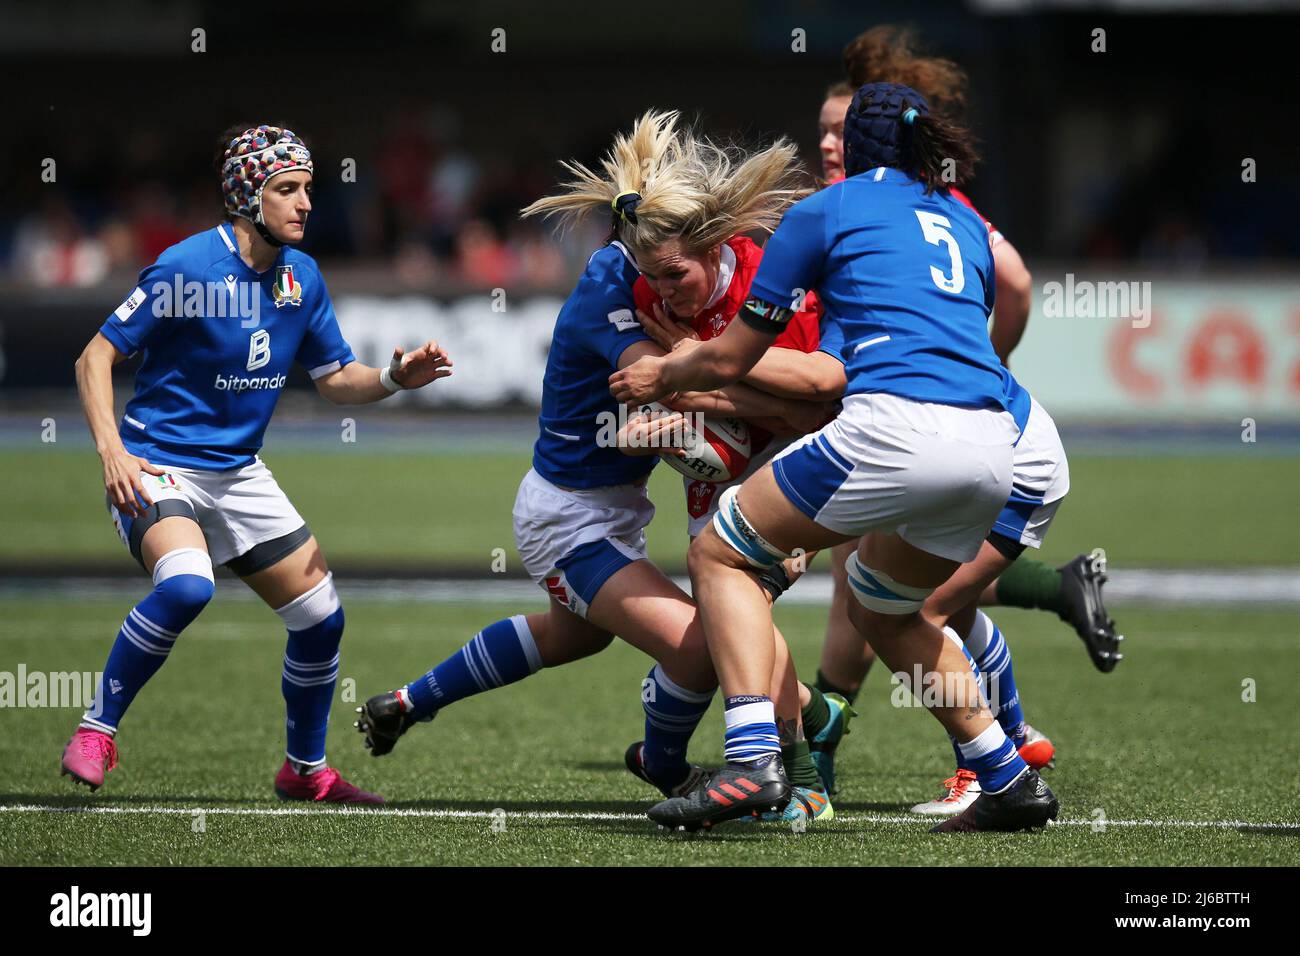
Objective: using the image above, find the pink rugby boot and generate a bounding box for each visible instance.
[273,760,385,804]
[61,728,119,791]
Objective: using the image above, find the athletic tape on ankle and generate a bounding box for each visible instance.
[844,555,933,614]
[151,547,214,586]
[712,485,791,569]
[275,572,341,631]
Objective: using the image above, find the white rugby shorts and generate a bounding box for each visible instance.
[109,457,307,569]
[512,468,653,619]
[769,392,1018,563]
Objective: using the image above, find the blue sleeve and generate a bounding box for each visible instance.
[748,192,830,311]
[578,255,650,369]
[98,260,177,357]
[817,310,846,364]
[295,266,356,379]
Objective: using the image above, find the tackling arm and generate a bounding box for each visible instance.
[741,348,846,402]
[989,240,1032,365]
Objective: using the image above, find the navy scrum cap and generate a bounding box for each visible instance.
[843,82,931,178]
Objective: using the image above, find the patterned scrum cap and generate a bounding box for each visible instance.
[220,125,313,223]
[843,82,930,179]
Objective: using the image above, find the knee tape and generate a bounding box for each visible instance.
[152,547,215,586]
[844,553,934,615]
[711,485,791,570]
[274,572,342,631]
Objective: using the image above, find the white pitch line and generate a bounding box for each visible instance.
[0,804,1296,830]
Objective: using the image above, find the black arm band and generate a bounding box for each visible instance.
[985,531,1028,562]
[740,297,794,335]
[757,563,793,603]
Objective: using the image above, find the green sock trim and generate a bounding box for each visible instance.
[995,557,1064,613]
[814,669,860,706]
[800,682,831,739]
[783,740,821,790]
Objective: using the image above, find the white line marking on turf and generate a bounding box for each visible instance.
[1,804,1296,829]
[7,569,1300,606]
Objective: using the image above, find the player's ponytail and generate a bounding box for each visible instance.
[521,110,808,257]
[843,82,980,194]
[906,109,980,194]
[520,109,692,242]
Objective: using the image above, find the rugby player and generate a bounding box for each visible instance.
[355,112,835,822]
[64,125,453,802]
[612,84,1061,833]
[798,28,1123,812]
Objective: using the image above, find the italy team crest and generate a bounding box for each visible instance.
[273,264,303,307]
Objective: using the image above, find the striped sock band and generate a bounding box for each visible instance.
[966,611,1025,744]
[957,721,1028,794]
[723,696,780,763]
[405,616,541,720]
[642,665,714,786]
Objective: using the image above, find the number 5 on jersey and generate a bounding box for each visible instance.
[247,329,272,371]
[915,210,965,295]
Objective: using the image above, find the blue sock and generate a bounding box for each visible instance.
[83,559,214,734]
[641,664,714,787]
[967,611,1025,746]
[723,695,780,764]
[403,616,541,720]
[957,722,1029,794]
[281,607,344,768]
[275,574,350,769]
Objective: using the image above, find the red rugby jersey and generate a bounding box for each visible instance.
[632,236,820,352]
[632,236,821,520]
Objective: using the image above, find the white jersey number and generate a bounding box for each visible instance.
[915,211,966,295]
[247,329,271,371]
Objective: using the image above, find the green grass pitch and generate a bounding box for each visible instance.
[6,447,1300,569]
[1,597,1297,866]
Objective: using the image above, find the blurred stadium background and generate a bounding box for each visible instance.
[4,0,1299,574]
[1,0,1297,865]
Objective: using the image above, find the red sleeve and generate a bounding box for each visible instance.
[632,277,659,317]
[949,188,1003,246]
[772,306,820,353]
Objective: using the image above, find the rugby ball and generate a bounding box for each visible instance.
[638,402,751,483]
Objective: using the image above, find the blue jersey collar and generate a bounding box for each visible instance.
[217,222,285,277]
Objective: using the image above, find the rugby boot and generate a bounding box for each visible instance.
[647,752,790,831]
[60,728,118,792]
[808,692,856,795]
[739,784,834,825]
[1017,723,1056,771]
[1058,549,1125,672]
[910,769,981,816]
[624,741,709,798]
[273,761,385,804]
[355,690,429,757]
[931,769,1058,833]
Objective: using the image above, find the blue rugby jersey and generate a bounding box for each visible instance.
[749,167,1030,429]
[98,223,355,470]
[531,241,657,489]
